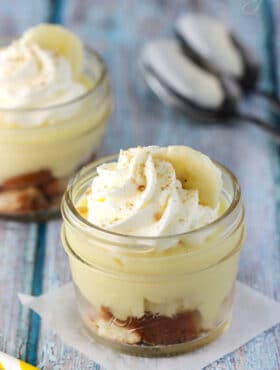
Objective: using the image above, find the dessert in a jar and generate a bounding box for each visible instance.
[0,24,112,219]
[61,146,246,356]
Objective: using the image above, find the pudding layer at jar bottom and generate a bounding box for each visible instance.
[62,212,245,345]
[0,98,111,215]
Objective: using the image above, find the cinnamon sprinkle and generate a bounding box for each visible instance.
[154,212,162,221]
[77,206,88,216]
[138,185,145,192]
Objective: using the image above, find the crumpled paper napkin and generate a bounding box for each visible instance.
[19,281,280,370]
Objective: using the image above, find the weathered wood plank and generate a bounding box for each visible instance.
[0,223,37,358]
[0,1,49,36]
[199,3,280,368]
[36,0,280,369]
[0,0,50,366]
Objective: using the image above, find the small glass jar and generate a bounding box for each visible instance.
[61,155,246,357]
[0,40,112,221]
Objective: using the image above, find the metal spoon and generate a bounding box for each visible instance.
[140,39,280,141]
[175,13,280,111]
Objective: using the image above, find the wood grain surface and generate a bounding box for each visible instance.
[0,0,279,369]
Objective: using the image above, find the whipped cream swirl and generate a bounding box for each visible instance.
[87,147,218,248]
[0,40,86,127]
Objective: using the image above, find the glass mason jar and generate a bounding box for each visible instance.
[0,40,112,221]
[61,155,246,357]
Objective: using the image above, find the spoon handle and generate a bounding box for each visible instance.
[235,112,280,142]
[254,89,280,112]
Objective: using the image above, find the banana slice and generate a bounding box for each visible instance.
[21,23,83,79]
[154,146,222,208]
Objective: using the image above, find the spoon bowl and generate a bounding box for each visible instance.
[175,13,260,93]
[140,38,280,142]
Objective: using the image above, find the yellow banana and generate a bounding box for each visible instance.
[21,23,84,80]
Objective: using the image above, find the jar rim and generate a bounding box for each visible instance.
[62,153,243,243]
[0,40,108,129]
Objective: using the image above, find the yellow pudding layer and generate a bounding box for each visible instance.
[0,93,111,182]
[63,194,245,328]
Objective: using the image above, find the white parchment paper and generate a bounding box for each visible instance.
[19,282,280,370]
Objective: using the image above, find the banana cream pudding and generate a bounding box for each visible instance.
[61,146,246,356]
[0,24,112,218]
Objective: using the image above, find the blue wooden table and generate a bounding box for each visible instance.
[0,1,279,369]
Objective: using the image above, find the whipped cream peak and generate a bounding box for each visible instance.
[86,147,219,249]
[0,36,86,127]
